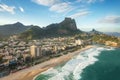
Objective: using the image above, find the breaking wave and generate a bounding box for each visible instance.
[35,46,115,80]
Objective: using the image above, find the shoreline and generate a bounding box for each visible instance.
[0,45,94,80]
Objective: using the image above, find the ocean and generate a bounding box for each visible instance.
[35,46,120,80]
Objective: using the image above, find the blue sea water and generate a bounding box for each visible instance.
[35,46,120,80]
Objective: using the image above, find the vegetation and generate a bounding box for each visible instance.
[92,34,120,47]
[18,18,82,40]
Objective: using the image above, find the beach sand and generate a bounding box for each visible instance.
[0,45,94,80]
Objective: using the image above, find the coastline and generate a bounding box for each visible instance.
[0,45,94,80]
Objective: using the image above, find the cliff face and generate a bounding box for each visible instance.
[60,17,77,31]
[45,17,80,35]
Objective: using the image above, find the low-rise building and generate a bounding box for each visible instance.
[75,39,82,46]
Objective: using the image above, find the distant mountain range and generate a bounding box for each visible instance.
[89,29,103,35]
[0,18,83,40]
[0,22,32,38]
[104,32,120,37]
[0,17,119,40]
[19,18,82,39]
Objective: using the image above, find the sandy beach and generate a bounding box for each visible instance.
[0,45,94,80]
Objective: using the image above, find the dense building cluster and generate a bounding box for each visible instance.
[0,36,91,77]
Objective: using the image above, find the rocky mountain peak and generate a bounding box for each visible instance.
[60,17,77,30]
[13,22,24,26]
[90,29,102,34]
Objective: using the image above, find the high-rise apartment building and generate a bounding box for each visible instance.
[30,45,42,58]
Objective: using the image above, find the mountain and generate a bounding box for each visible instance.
[45,18,81,35]
[89,29,102,35]
[0,22,32,38]
[19,17,82,39]
[19,26,44,39]
[104,32,120,37]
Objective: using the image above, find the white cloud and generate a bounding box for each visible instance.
[32,0,60,6]
[19,7,24,12]
[32,0,74,13]
[0,4,15,14]
[70,10,90,18]
[76,0,103,3]
[99,15,120,23]
[76,0,95,3]
[32,0,104,14]
[87,0,96,3]
[49,2,73,13]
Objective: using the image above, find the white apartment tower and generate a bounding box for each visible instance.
[30,45,42,58]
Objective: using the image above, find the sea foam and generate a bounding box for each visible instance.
[36,46,114,80]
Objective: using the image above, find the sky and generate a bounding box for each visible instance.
[0,0,120,32]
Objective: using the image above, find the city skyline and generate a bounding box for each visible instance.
[0,0,120,32]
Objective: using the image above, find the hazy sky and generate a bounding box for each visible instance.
[0,0,120,32]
